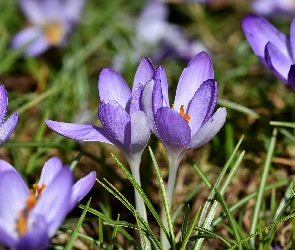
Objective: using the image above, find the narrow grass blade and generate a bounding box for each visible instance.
[70,152,83,171]
[64,198,91,250]
[181,205,191,242]
[109,214,120,250]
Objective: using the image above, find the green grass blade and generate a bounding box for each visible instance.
[181,205,191,242]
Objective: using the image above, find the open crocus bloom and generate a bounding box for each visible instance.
[46,58,154,167]
[0,85,18,146]
[142,51,226,167]
[11,0,85,56]
[0,157,96,250]
[242,14,295,89]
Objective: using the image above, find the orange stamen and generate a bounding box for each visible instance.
[179,105,190,123]
[16,211,27,236]
[43,22,63,45]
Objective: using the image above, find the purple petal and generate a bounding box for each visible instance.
[98,68,131,109]
[153,66,169,110]
[26,35,50,57]
[188,79,218,136]
[0,112,18,145]
[45,120,114,145]
[64,0,86,23]
[40,0,63,22]
[0,160,17,174]
[69,171,96,211]
[98,100,130,146]
[11,26,43,50]
[152,67,164,115]
[130,83,144,114]
[0,225,17,247]
[242,14,289,65]
[38,157,63,186]
[0,171,29,238]
[288,64,295,89]
[155,107,191,149]
[174,52,214,111]
[265,42,293,83]
[130,111,150,155]
[291,16,295,61]
[32,167,73,236]
[132,57,154,92]
[19,0,44,24]
[142,80,158,135]
[0,86,8,125]
[190,107,226,149]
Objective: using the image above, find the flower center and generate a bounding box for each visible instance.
[16,184,46,236]
[172,104,190,123]
[43,22,64,45]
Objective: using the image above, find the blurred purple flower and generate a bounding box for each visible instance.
[11,0,86,57]
[242,14,295,89]
[142,51,226,204]
[251,0,295,16]
[46,58,154,167]
[0,85,18,146]
[0,156,96,250]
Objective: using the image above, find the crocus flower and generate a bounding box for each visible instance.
[46,58,154,231]
[142,51,226,205]
[251,0,295,16]
[242,14,295,89]
[11,0,86,56]
[0,85,18,146]
[0,157,96,250]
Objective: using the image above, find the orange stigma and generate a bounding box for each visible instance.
[43,22,64,45]
[16,183,46,236]
[172,104,190,123]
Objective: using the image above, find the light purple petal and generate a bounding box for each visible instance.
[242,14,289,65]
[26,35,50,57]
[288,64,295,89]
[45,120,114,145]
[130,83,144,114]
[130,111,150,155]
[0,112,18,145]
[11,26,43,50]
[132,57,154,92]
[142,80,158,135]
[152,68,164,115]
[155,107,191,149]
[0,171,29,238]
[174,52,214,110]
[265,42,292,83]
[98,100,130,146]
[0,225,17,247]
[69,171,96,211]
[40,0,63,22]
[0,160,17,174]
[0,86,8,125]
[38,157,63,186]
[190,107,226,149]
[32,167,73,236]
[188,79,218,136]
[64,0,86,23]
[98,68,131,109]
[291,15,295,61]
[154,66,169,108]
[19,0,44,24]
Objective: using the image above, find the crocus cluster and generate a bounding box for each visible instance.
[0,157,96,250]
[0,85,18,145]
[242,14,295,89]
[11,0,86,56]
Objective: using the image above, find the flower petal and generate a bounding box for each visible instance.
[265,42,293,83]
[0,171,29,238]
[38,157,63,186]
[64,0,86,23]
[0,112,18,145]
[142,80,158,135]
[291,15,295,61]
[26,35,50,57]
[130,83,144,114]
[40,0,63,22]
[19,0,44,24]
[153,66,169,110]
[0,160,17,174]
[98,100,130,146]
[45,120,114,145]
[188,79,218,136]
[132,57,154,92]
[0,86,8,125]
[288,64,295,89]
[32,167,73,236]
[11,26,43,50]
[174,51,214,110]
[130,111,150,155]
[190,107,226,149]
[242,14,289,65]
[69,171,96,211]
[0,225,17,248]
[98,68,131,109]
[155,107,191,149]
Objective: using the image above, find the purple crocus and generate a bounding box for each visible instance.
[251,0,295,16]
[0,156,96,250]
[46,58,154,230]
[11,0,86,56]
[0,85,18,145]
[242,14,295,89]
[142,51,226,205]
